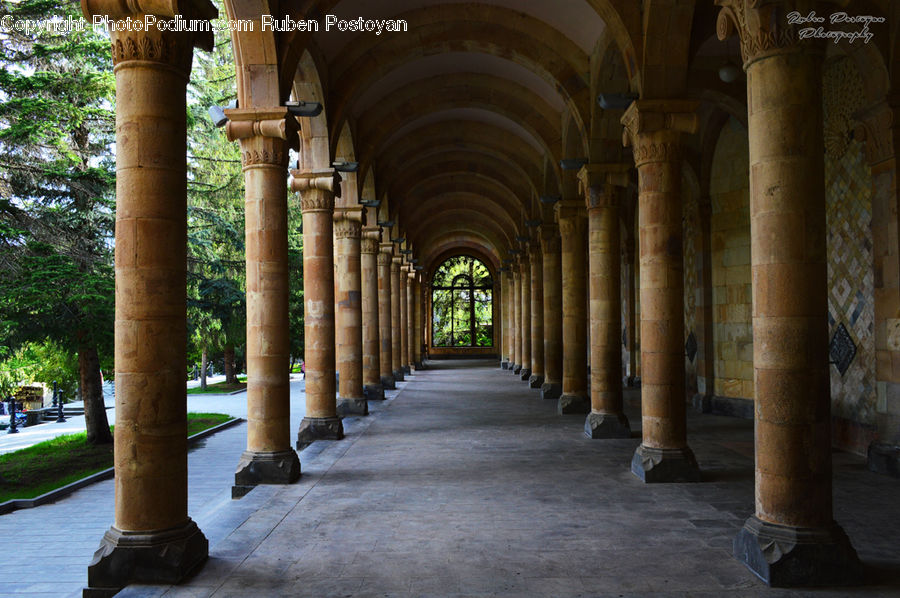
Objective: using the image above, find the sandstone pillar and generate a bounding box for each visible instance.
[226,109,301,495]
[334,209,367,416]
[391,257,405,381]
[293,171,344,448]
[555,202,589,414]
[414,276,425,368]
[81,2,215,592]
[622,99,700,482]
[540,225,563,400]
[499,270,508,368]
[519,253,532,381]
[503,268,515,370]
[378,244,396,389]
[580,165,632,439]
[512,260,522,374]
[717,0,861,584]
[623,238,639,386]
[529,239,545,389]
[361,228,384,400]
[401,267,412,373]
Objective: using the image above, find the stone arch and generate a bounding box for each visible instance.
[292,50,330,171]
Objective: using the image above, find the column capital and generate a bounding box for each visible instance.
[83,0,216,71]
[225,108,295,169]
[291,169,341,213]
[621,100,699,167]
[333,213,362,240]
[361,226,381,254]
[577,163,631,210]
[853,100,894,166]
[554,199,585,224]
[715,0,839,67]
[539,223,561,254]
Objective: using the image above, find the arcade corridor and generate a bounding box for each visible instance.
[117,359,900,597]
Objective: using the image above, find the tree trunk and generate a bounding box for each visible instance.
[224,343,236,384]
[79,345,112,445]
[200,347,208,390]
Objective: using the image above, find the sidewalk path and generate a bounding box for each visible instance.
[0,374,356,598]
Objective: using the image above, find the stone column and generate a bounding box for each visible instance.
[226,109,301,495]
[519,253,532,381]
[555,202,589,413]
[512,259,522,374]
[81,2,215,592]
[293,171,344,448]
[402,267,412,372]
[717,0,860,585]
[529,239,545,389]
[361,228,384,400]
[391,257,405,381]
[378,244,396,389]
[406,266,416,371]
[540,225,563,400]
[623,237,639,386]
[334,209,367,416]
[503,268,515,370]
[580,164,632,439]
[499,270,507,368]
[622,99,700,482]
[414,276,425,368]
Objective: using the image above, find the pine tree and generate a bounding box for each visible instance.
[0,0,114,443]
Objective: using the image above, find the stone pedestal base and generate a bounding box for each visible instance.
[337,397,369,416]
[529,374,544,389]
[513,364,522,375]
[393,369,405,382]
[584,412,631,439]
[381,375,396,390]
[501,361,509,370]
[402,365,411,375]
[415,361,426,370]
[541,382,561,401]
[519,368,531,381]
[867,442,900,478]
[232,449,300,498]
[84,519,207,597]
[364,384,385,401]
[558,394,590,415]
[297,416,344,450]
[631,445,701,483]
[733,516,862,587]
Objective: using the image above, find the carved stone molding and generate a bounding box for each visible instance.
[377,251,391,266]
[621,100,698,168]
[715,0,837,66]
[577,163,631,209]
[554,200,586,233]
[292,170,341,213]
[334,218,362,240]
[361,237,379,254]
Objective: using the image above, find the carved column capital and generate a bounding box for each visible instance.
[83,0,216,73]
[854,101,895,166]
[292,169,341,213]
[715,0,839,66]
[225,108,297,169]
[553,200,586,234]
[539,223,561,255]
[621,100,699,168]
[577,163,631,210]
[361,226,381,254]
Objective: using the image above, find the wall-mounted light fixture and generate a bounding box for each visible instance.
[560,158,588,171]
[525,220,541,228]
[515,235,530,243]
[718,62,741,83]
[539,195,561,204]
[208,99,238,128]
[596,93,638,110]
[377,220,394,227]
[360,199,380,208]
[285,100,323,117]
[333,161,359,173]
[391,237,406,244]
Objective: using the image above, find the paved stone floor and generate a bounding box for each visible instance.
[111,359,900,598]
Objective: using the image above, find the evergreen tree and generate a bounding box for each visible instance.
[0,0,114,443]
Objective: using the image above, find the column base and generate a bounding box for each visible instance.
[296,416,344,450]
[584,412,632,439]
[519,368,531,381]
[529,374,544,389]
[84,519,207,597]
[402,364,411,375]
[501,360,509,370]
[415,360,426,370]
[541,382,561,401]
[337,396,369,416]
[232,449,301,498]
[867,442,900,478]
[512,364,522,374]
[631,445,701,483]
[558,394,590,415]
[364,384,385,401]
[393,369,405,382]
[381,375,396,390]
[733,516,862,587]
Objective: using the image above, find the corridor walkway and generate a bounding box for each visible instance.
[120,359,900,598]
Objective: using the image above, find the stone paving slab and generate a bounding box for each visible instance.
[114,360,900,598]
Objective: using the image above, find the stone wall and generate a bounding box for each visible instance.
[709,117,753,401]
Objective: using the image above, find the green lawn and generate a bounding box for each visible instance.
[187,380,247,394]
[0,413,233,503]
